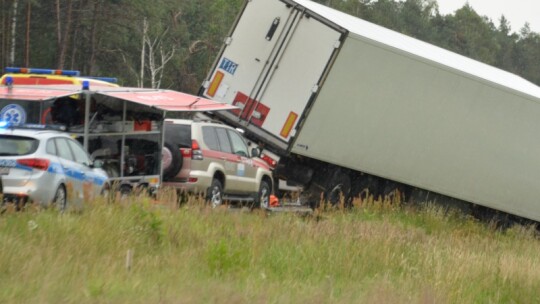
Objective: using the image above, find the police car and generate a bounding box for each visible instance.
[0,123,108,210]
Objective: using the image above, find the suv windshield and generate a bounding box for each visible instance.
[0,135,39,156]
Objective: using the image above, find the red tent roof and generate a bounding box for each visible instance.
[95,88,236,112]
[0,85,236,112]
[0,86,81,101]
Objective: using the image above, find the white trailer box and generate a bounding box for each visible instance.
[201,0,540,221]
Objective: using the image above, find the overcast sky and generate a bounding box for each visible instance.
[436,0,540,33]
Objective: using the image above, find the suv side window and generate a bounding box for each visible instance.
[202,126,220,151]
[215,128,232,154]
[54,138,75,161]
[227,130,249,157]
[66,139,91,166]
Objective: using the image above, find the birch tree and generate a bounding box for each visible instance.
[139,18,147,88]
[9,0,18,66]
[24,0,31,66]
[143,24,177,89]
[55,0,73,69]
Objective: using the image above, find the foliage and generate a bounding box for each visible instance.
[1,194,540,303]
[0,0,538,92]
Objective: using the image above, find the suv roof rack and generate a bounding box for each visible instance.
[192,113,224,124]
[192,117,224,124]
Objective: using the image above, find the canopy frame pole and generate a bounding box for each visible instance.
[158,111,167,189]
[83,89,91,150]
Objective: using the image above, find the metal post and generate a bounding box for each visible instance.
[158,111,167,188]
[120,100,127,178]
[83,83,91,150]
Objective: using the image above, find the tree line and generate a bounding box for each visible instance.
[0,0,538,94]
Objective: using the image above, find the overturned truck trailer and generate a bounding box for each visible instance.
[200,0,540,221]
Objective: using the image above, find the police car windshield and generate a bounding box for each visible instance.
[0,135,39,156]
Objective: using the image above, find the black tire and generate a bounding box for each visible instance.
[325,171,351,206]
[100,183,112,203]
[53,185,67,212]
[207,178,223,208]
[102,161,119,178]
[162,142,182,180]
[120,185,132,197]
[255,180,271,209]
[382,181,411,203]
[351,175,381,201]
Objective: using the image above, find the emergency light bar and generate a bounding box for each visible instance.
[0,121,66,131]
[5,67,118,84]
[5,67,80,76]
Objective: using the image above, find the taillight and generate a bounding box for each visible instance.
[260,153,277,168]
[17,158,50,171]
[191,140,203,160]
[181,148,192,158]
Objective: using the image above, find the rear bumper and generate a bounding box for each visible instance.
[2,184,55,205]
[163,170,213,194]
[2,175,58,205]
[2,193,30,206]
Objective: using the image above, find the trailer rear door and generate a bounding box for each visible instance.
[202,0,344,150]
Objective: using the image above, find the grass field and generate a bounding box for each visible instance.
[1,191,540,303]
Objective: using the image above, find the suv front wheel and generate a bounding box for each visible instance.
[207,178,223,208]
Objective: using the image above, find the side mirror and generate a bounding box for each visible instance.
[92,159,104,169]
[251,147,260,158]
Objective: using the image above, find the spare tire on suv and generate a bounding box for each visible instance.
[162,122,192,181]
[162,141,182,180]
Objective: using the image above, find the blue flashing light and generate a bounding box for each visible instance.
[4,67,20,73]
[82,80,90,90]
[5,76,13,86]
[82,76,118,84]
[5,67,80,76]
[0,121,8,128]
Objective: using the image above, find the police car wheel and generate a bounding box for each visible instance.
[53,185,67,212]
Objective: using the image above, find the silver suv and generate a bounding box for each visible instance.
[162,119,273,207]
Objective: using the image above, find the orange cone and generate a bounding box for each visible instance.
[269,195,280,207]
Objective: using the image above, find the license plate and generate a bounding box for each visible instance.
[0,167,10,175]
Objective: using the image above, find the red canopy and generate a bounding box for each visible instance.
[96,88,236,112]
[0,85,236,113]
[0,86,81,101]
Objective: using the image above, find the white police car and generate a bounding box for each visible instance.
[0,123,108,210]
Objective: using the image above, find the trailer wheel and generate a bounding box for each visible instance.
[325,171,351,206]
[352,174,382,201]
[102,161,119,178]
[382,181,411,203]
[162,142,182,180]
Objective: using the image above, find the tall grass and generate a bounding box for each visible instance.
[1,191,540,303]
